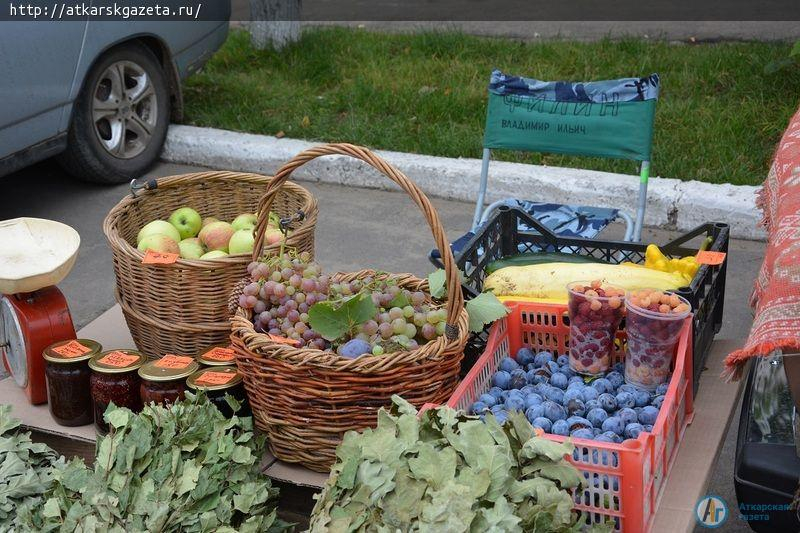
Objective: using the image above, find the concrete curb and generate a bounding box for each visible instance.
[162,125,765,240]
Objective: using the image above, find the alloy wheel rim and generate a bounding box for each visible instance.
[92,60,157,159]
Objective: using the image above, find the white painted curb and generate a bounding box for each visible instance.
[162,125,764,240]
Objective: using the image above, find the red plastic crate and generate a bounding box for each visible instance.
[446,301,694,532]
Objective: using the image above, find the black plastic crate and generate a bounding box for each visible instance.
[431,206,729,395]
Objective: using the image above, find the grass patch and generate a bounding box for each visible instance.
[183,28,800,186]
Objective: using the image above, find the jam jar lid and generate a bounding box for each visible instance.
[43,339,102,364]
[186,366,243,391]
[138,355,200,382]
[196,345,236,367]
[88,350,147,373]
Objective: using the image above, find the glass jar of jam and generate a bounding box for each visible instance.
[186,366,250,418]
[196,345,237,367]
[43,339,102,426]
[88,350,146,434]
[138,355,199,407]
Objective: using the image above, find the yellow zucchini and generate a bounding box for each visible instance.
[484,262,687,300]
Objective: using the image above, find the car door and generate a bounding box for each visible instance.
[0,21,87,159]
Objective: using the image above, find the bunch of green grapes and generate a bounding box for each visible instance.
[330,278,447,356]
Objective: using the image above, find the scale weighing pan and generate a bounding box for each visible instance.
[0,217,80,294]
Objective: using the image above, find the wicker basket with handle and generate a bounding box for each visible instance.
[103,170,317,358]
[230,144,468,472]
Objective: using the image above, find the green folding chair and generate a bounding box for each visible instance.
[470,69,660,243]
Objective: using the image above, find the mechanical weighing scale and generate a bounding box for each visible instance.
[0,217,80,404]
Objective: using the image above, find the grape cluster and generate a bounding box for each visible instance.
[238,253,447,357]
[238,251,328,349]
[335,278,448,357]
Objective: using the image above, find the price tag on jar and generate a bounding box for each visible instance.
[98,351,140,368]
[196,371,236,386]
[52,340,91,358]
[696,250,727,266]
[142,250,179,265]
[203,346,235,362]
[155,354,195,369]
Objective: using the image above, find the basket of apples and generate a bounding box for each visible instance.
[103,170,318,358]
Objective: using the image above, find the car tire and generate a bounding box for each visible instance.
[58,42,170,184]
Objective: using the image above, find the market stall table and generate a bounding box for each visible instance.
[0,304,745,532]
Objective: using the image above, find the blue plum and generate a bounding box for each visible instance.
[598,393,618,413]
[592,378,613,394]
[550,372,569,390]
[516,347,536,367]
[534,351,554,367]
[552,419,570,436]
[633,389,651,408]
[581,386,600,403]
[638,406,660,426]
[656,382,669,396]
[478,393,497,407]
[571,428,595,440]
[606,371,624,389]
[505,396,526,412]
[542,400,567,422]
[470,401,488,414]
[566,398,586,417]
[615,391,635,409]
[524,393,544,410]
[586,408,608,428]
[617,408,638,427]
[557,354,569,366]
[493,370,511,390]
[601,416,625,435]
[499,356,520,373]
[624,423,645,439]
[532,417,553,432]
[525,404,545,423]
[340,339,372,358]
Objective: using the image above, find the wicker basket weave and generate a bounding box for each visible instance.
[103,170,317,357]
[230,144,468,472]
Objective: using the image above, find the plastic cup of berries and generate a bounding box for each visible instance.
[624,289,691,390]
[567,280,626,377]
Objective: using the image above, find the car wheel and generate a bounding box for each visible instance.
[58,42,170,184]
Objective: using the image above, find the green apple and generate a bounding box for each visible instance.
[178,237,205,259]
[228,229,255,254]
[231,213,258,232]
[198,221,235,252]
[200,250,228,260]
[137,234,179,254]
[137,220,180,245]
[201,216,220,228]
[168,207,202,239]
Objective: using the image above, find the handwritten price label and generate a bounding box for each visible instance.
[98,351,140,368]
[268,334,301,347]
[196,371,236,386]
[155,354,195,369]
[202,346,235,362]
[51,340,91,358]
[142,250,179,265]
[696,250,727,266]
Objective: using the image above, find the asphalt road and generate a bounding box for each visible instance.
[1,157,765,531]
[231,0,800,41]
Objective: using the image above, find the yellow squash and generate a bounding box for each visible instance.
[484,262,688,301]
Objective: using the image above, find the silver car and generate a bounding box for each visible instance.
[0,4,230,183]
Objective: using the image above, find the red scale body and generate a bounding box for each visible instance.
[2,287,76,404]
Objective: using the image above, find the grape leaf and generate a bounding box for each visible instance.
[427,269,446,299]
[465,292,509,333]
[388,291,410,308]
[309,292,378,341]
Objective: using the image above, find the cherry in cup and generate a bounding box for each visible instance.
[624,289,691,390]
[567,280,626,376]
